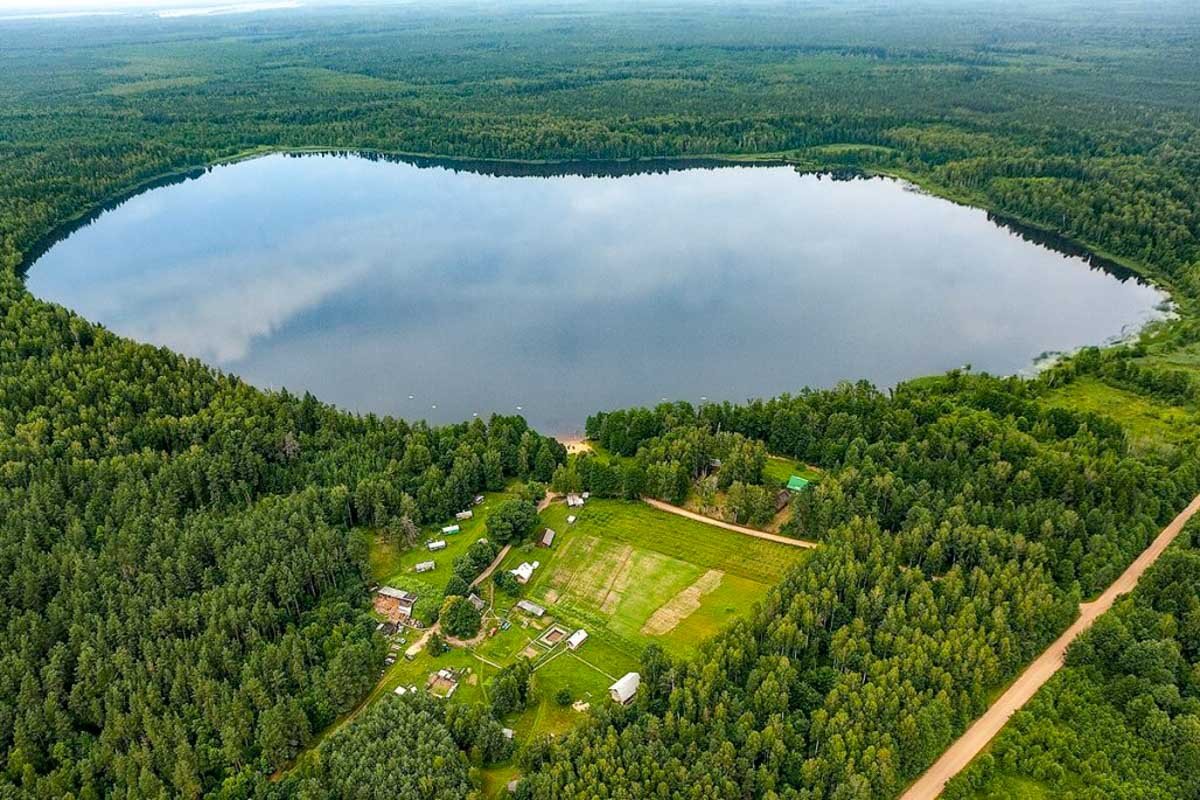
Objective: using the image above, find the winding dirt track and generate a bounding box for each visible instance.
[899,492,1200,800]
[642,498,819,548]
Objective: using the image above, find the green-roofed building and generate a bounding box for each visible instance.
[786,475,810,492]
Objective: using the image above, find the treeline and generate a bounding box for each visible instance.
[0,271,563,798]
[4,2,1200,313]
[513,372,1200,798]
[561,415,768,506]
[946,522,1200,799]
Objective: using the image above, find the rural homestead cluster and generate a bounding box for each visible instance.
[371,490,647,717]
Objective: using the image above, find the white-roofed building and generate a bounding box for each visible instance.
[511,562,536,584]
[609,672,640,705]
[567,629,588,650]
[516,599,546,617]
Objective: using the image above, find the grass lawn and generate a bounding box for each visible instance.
[499,499,807,657]
[363,485,522,597]
[763,455,822,487]
[1040,376,1200,451]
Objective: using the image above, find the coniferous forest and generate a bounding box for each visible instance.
[3,2,1200,798]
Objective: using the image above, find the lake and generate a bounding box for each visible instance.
[26,153,1168,434]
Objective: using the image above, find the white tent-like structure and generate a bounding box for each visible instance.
[609,672,640,705]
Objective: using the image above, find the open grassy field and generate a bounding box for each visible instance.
[363,485,521,597]
[1039,377,1200,451]
[502,498,807,656]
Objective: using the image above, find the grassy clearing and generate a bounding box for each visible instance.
[364,485,521,595]
[350,496,807,797]
[762,455,822,487]
[1040,377,1199,450]
[501,499,807,657]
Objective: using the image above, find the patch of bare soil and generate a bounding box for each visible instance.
[641,569,724,636]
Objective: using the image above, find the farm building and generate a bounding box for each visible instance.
[516,599,546,618]
[539,528,556,547]
[566,494,584,508]
[415,560,436,573]
[456,510,474,521]
[511,561,539,584]
[786,475,811,492]
[428,539,447,551]
[609,672,640,705]
[467,593,486,612]
[374,587,418,621]
[442,524,460,535]
[427,668,459,698]
[567,629,588,650]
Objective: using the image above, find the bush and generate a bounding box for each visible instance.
[555,687,573,707]
[441,596,482,639]
[444,574,470,597]
[494,570,521,596]
[486,499,540,544]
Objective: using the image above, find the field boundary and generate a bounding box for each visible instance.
[899,492,1200,800]
[642,498,818,549]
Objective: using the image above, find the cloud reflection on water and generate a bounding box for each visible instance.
[28,154,1169,433]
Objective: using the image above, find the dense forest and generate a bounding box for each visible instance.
[515,367,1200,798]
[946,522,1200,799]
[3,1,1200,798]
[0,268,564,796]
[1,0,1200,307]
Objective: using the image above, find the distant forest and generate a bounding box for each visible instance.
[2,2,1200,798]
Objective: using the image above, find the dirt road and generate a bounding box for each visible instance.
[899,492,1200,800]
[642,498,818,549]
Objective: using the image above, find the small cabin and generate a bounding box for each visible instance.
[567,514,577,524]
[442,524,461,535]
[467,593,486,612]
[428,540,447,551]
[456,510,474,521]
[567,629,588,650]
[415,560,436,574]
[516,599,546,618]
[566,494,585,508]
[375,586,418,620]
[473,495,485,505]
[539,528,556,548]
[786,475,811,492]
[511,561,539,584]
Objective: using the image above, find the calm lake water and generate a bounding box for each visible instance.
[27,153,1168,434]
